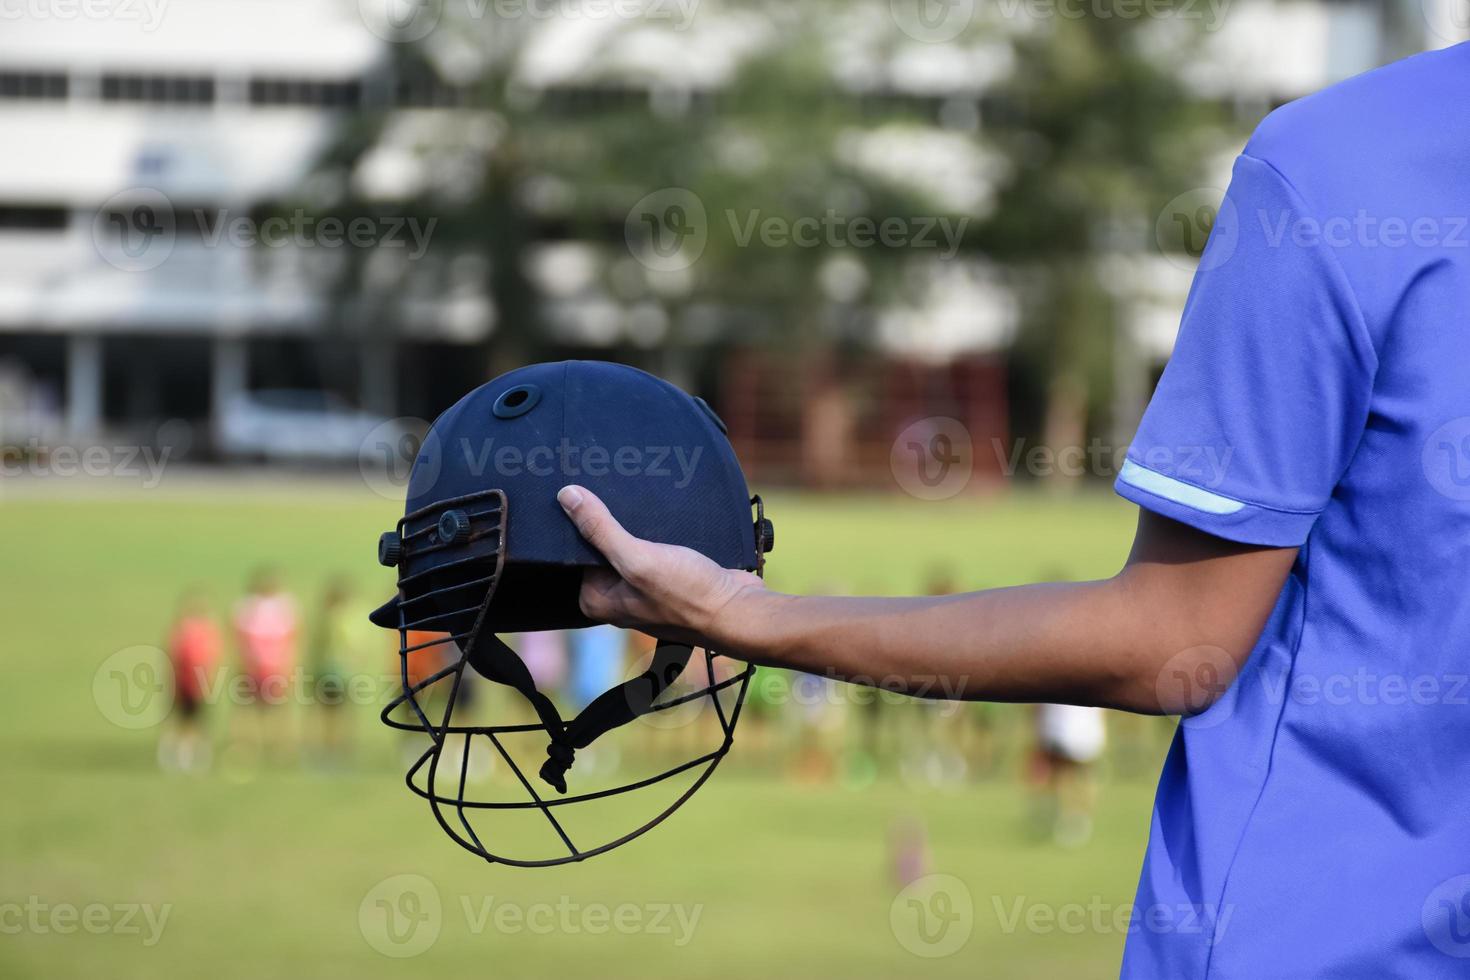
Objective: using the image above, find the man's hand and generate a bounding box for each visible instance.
[557,485,765,647]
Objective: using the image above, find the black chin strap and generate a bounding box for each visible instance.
[464,634,568,750]
[464,633,693,795]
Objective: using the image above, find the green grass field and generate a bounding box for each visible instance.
[0,479,1167,978]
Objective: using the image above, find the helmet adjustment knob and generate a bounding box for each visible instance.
[438,509,472,545]
[756,517,775,554]
[377,531,402,567]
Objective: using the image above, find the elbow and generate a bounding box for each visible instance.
[1116,641,1245,716]
[1104,571,1253,716]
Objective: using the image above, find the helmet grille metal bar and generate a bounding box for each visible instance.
[377,487,758,868]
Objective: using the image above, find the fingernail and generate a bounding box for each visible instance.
[558,486,584,512]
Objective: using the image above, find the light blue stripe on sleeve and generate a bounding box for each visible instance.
[1117,459,1245,515]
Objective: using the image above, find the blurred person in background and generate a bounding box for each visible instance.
[899,569,967,787]
[887,814,931,888]
[567,624,628,777]
[788,580,850,784]
[516,628,567,702]
[304,576,363,769]
[230,567,299,766]
[1029,702,1107,847]
[674,646,741,769]
[623,630,663,763]
[738,662,789,772]
[160,587,222,774]
[788,671,842,783]
[395,629,460,770]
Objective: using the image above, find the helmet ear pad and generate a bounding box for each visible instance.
[411,560,594,637]
[484,562,594,633]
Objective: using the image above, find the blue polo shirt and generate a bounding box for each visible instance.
[1115,44,1470,977]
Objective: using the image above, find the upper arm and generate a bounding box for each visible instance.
[1114,154,1375,547]
[1108,154,1374,711]
[1117,509,1297,713]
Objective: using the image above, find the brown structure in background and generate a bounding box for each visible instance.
[723,350,1008,490]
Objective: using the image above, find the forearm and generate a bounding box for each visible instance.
[710,570,1252,714]
[558,487,1294,715]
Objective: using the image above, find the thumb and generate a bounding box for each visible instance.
[557,485,644,577]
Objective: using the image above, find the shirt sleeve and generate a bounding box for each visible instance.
[1114,153,1378,546]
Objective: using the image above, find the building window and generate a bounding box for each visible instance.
[395,76,469,108]
[0,72,68,100]
[0,205,68,231]
[100,73,215,105]
[248,77,361,108]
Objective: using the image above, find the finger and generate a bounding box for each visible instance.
[558,485,647,578]
[578,567,620,618]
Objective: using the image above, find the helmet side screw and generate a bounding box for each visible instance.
[756,517,775,553]
[378,531,402,567]
[438,509,472,545]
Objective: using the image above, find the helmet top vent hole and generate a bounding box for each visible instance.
[493,384,541,419]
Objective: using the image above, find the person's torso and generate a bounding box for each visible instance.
[1125,43,1470,978]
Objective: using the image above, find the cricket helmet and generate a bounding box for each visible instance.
[370,360,773,867]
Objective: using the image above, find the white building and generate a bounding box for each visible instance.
[0,0,1446,448]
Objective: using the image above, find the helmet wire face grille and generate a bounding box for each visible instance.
[378,489,756,867]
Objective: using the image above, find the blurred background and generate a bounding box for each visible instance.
[0,0,1459,976]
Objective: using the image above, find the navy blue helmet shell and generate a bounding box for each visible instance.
[371,360,762,633]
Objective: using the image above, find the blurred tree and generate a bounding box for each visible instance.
[291,0,1229,480]
[976,7,1230,482]
[296,1,962,406]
